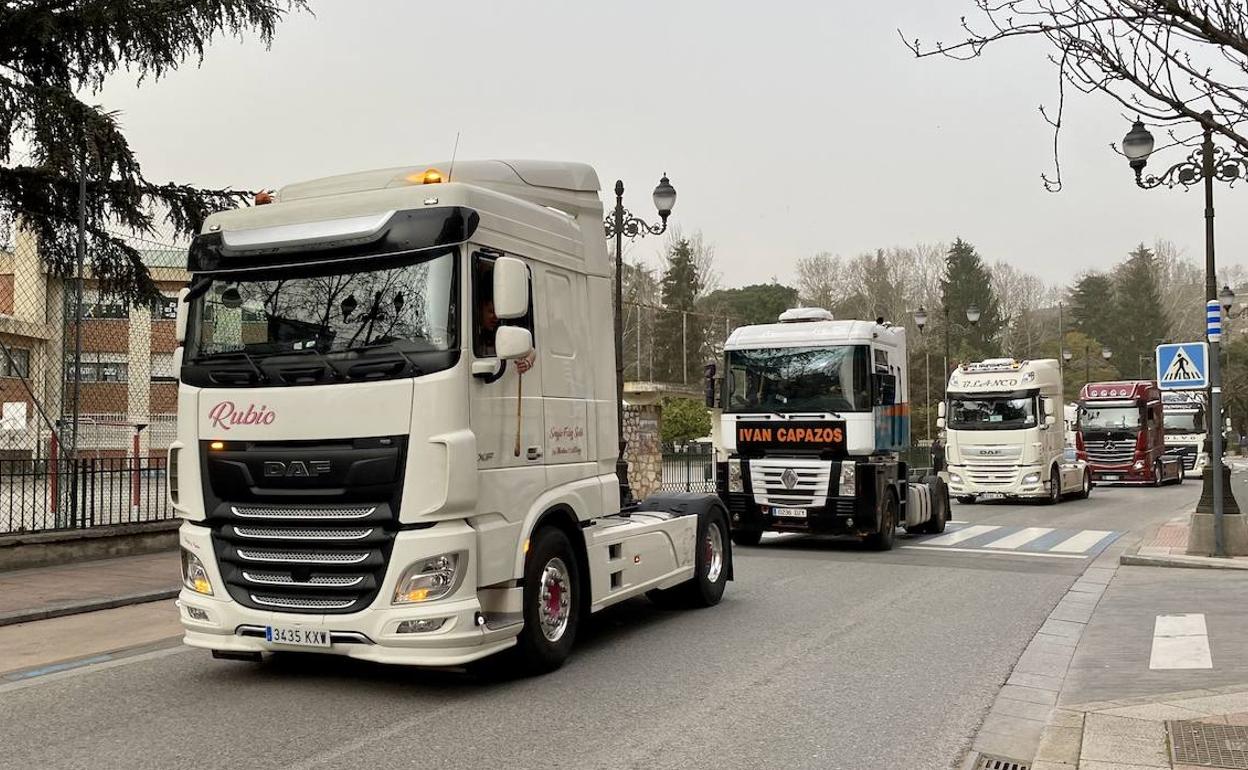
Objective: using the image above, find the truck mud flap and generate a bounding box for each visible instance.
[632,492,734,581]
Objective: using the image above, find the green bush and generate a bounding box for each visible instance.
[661,397,712,445]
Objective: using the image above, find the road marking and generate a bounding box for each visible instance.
[1150,613,1212,670]
[901,545,1087,560]
[982,527,1054,550]
[922,524,1001,546]
[1050,529,1115,553]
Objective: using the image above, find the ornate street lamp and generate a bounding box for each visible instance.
[913,307,931,439]
[603,174,676,504]
[1121,113,1248,555]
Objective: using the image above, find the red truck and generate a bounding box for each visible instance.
[1077,381,1185,486]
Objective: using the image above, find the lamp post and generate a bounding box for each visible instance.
[937,303,981,399]
[913,307,932,440]
[1123,115,1248,555]
[603,174,676,505]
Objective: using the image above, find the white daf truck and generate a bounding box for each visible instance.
[169,160,731,674]
[941,358,1090,504]
[709,309,948,551]
[1162,391,1208,475]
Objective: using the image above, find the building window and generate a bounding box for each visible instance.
[65,356,128,383]
[152,295,178,320]
[150,353,176,381]
[2,347,30,378]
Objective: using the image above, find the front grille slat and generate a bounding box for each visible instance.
[749,459,833,507]
[250,594,357,610]
[233,526,375,541]
[235,548,371,565]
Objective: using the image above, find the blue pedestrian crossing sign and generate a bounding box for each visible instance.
[1155,342,1209,390]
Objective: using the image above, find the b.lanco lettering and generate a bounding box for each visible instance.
[207,401,276,431]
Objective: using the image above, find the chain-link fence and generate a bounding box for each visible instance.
[622,302,743,385]
[0,219,186,532]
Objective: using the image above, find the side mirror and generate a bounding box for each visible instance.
[495,326,533,360]
[1044,397,1056,416]
[937,401,946,419]
[704,362,718,408]
[493,256,530,320]
[1045,413,1056,426]
[873,373,897,406]
[936,416,946,429]
[175,287,190,344]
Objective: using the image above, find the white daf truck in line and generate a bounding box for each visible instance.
[940,358,1090,504]
[170,160,732,674]
[708,308,949,551]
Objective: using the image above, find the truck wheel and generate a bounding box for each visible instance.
[650,507,730,608]
[1075,470,1092,500]
[1176,464,1185,485]
[730,529,763,547]
[1046,469,1062,505]
[1153,461,1164,488]
[510,526,580,675]
[925,479,949,534]
[865,491,897,551]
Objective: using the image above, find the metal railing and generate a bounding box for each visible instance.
[0,455,172,534]
[660,444,715,493]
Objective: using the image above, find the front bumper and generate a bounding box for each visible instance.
[720,491,874,535]
[946,465,1046,498]
[1089,465,1151,484]
[176,521,520,667]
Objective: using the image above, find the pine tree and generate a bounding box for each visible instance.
[1,0,306,301]
[653,238,704,383]
[1068,272,1118,344]
[939,238,1004,362]
[1113,244,1171,375]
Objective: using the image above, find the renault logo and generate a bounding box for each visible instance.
[781,468,798,489]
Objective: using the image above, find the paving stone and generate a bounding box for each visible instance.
[1035,724,1082,764]
[978,712,1047,742]
[1080,713,1170,767]
[1015,649,1074,678]
[1031,763,1076,770]
[1047,709,1084,728]
[999,684,1059,706]
[1039,618,1086,641]
[1081,762,1170,770]
[994,696,1054,722]
[1166,691,1248,715]
[1009,671,1064,691]
[1098,702,1208,721]
[973,728,1040,760]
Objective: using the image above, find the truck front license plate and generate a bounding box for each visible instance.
[1101,474,1120,481]
[265,625,330,648]
[773,507,808,518]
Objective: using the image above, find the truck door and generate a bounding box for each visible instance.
[469,251,546,476]
[536,266,591,483]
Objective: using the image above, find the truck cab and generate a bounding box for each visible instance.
[1162,391,1208,475]
[941,358,1088,504]
[711,309,947,551]
[170,160,731,674]
[1077,380,1184,486]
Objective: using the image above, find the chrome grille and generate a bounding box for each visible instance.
[962,462,1017,486]
[749,459,831,507]
[235,548,369,564]
[242,571,365,587]
[1084,439,1136,465]
[250,594,357,610]
[231,505,376,520]
[233,526,374,541]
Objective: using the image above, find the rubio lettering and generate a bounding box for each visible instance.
[208,401,276,430]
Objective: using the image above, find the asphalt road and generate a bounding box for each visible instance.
[0,481,1200,770]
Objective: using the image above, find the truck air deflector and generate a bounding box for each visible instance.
[189,206,479,273]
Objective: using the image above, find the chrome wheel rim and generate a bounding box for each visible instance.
[704,524,724,583]
[537,557,571,642]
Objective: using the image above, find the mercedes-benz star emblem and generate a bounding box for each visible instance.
[781,468,798,490]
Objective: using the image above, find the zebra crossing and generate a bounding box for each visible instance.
[757,523,1121,559]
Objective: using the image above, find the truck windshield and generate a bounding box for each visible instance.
[1164,412,1203,434]
[725,345,869,413]
[183,250,456,376]
[1082,406,1142,431]
[947,393,1037,430]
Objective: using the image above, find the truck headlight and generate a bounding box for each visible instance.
[393,553,463,604]
[1134,460,1145,471]
[181,549,213,596]
[838,460,856,497]
[949,472,962,484]
[1023,472,1040,484]
[727,460,744,493]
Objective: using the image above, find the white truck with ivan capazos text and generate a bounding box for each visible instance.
[170,160,732,674]
[941,358,1090,504]
[709,309,948,551]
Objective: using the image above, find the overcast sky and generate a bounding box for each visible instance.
[95,0,1248,292]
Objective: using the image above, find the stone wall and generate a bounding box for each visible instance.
[623,403,662,500]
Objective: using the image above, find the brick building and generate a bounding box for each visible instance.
[0,229,186,460]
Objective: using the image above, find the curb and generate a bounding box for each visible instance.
[0,588,180,627]
[1120,552,1248,570]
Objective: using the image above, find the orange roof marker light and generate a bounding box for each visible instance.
[254,190,274,205]
[407,168,445,185]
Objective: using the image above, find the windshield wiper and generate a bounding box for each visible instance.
[188,349,271,383]
[351,339,424,376]
[184,275,215,302]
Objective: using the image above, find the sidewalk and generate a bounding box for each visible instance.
[1122,514,1248,570]
[0,550,180,627]
[965,554,1248,769]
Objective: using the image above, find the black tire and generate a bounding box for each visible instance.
[730,529,763,547]
[1075,469,1092,500]
[1153,461,1164,488]
[1046,468,1062,505]
[508,526,581,676]
[956,495,977,505]
[650,508,730,609]
[865,490,898,551]
[1176,463,1185,485]
[925,480,949,534]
